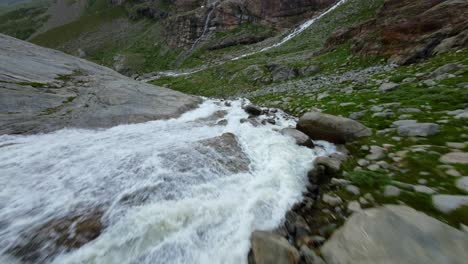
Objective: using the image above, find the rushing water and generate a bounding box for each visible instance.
[0,99,336,264]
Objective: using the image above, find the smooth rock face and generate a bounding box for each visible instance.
[297,112,372,144]
[249,231,300,264]
[433,195,468,213]
[321,205,468,264]
[0,34,201,135]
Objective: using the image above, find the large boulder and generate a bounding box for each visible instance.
[297,112,372,144]
[249,230,300,264]
[321,205,468,264]
[0,34,201,135]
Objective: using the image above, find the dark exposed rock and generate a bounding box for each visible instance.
[297,112,372,144]
[243,104,263,116]
[8,209,104,263]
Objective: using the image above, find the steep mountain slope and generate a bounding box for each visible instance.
[0,0,339,75]
[0,33,200,135]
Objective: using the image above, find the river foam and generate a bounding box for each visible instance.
[0,99,335,264]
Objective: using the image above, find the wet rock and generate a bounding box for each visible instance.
[433,195,468,213]
[297,112,372,144]
[243,104,262,116]
[281,128,314,148]
[8,209,104,263]
[321,205,468,264]
[196,133,250,173]
[397,123,440,137]
[249,231,300,264]
[314,156,341,174]
[440,152,468,164]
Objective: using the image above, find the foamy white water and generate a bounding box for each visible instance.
[0,99,335,264]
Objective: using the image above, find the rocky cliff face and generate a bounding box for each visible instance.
[326,0,468,64]
[116,0,337,48]
[0,33,201,135]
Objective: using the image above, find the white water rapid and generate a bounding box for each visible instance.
[0,99,336,264]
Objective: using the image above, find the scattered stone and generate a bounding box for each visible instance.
[322,194,343,206]
[330,178,350,186]
[446,169,462,177]
[399,108,421,113]
[418,179,428,185]
[446,142,466,149]
[392,181,414,190]
[397,123,440,137]
[297,112,372,144]
[413,185,436,194]
[365,146,386,160]
[321,205,468,264]
[349,111,365,120]
[347,201,362,213]
[391,120,417,128]
[433,195,468,213]
[431,63,463,77]
[384,185,401,197]
[357,159,369,166]
[422,79,436,87]
[440,152,468,164]
[379,82,400,92]
[345,185,360,195]
[455,177,468,192]
[243,104,262,116]
[249,231,300,264]
[367,164,380,171]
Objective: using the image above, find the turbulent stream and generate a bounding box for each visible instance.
[0,100,336,264]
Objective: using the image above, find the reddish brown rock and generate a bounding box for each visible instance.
[326,0,468,64]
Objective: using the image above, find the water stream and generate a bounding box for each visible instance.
[0,99,336,264]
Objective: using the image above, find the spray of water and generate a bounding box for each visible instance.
[0,99,336,264]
